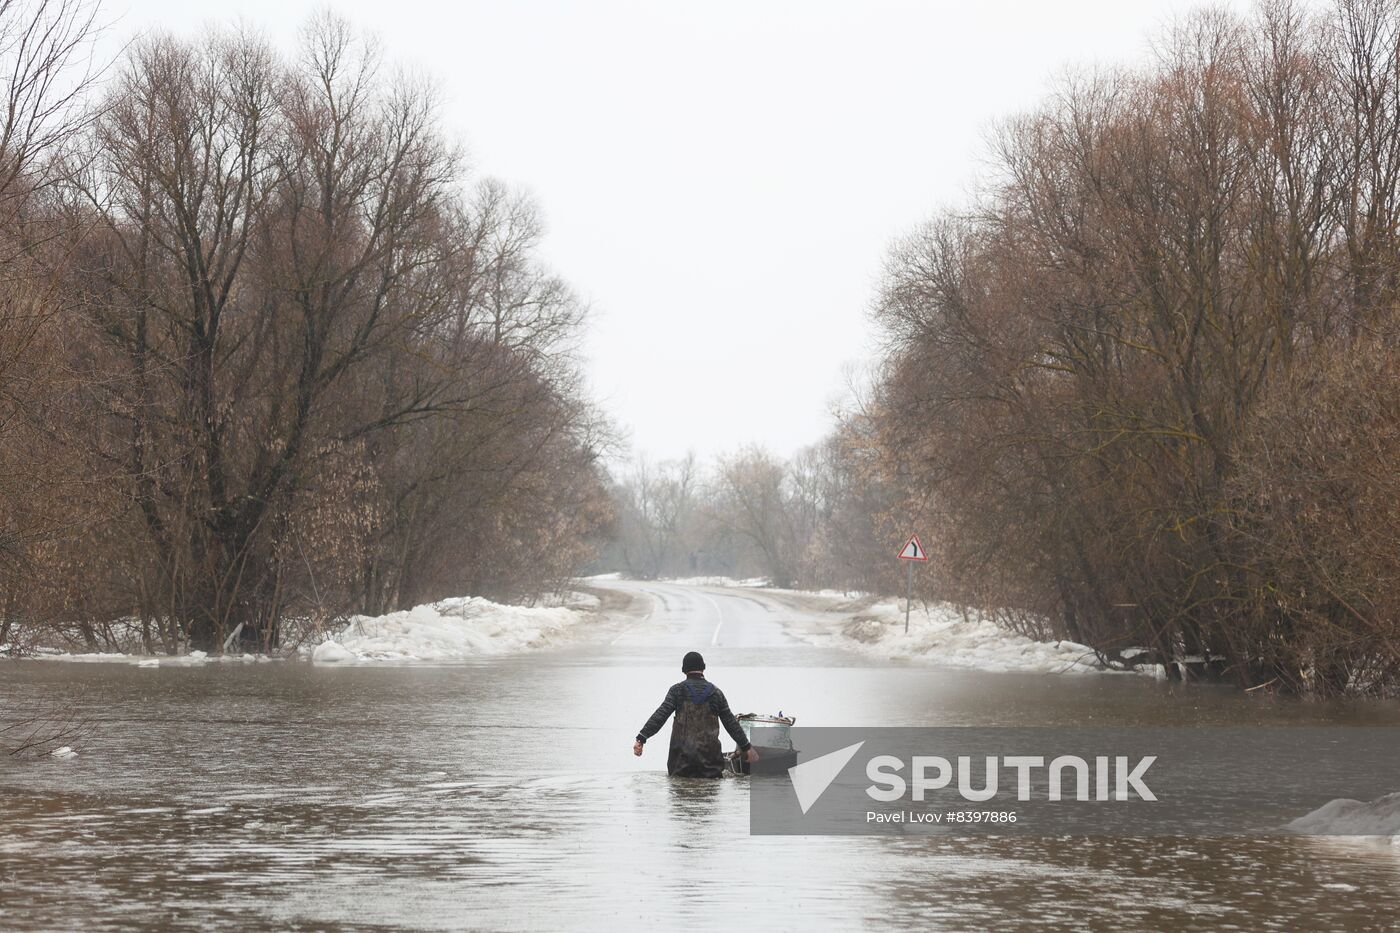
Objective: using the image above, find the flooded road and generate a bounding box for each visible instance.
[3,580,1400,930]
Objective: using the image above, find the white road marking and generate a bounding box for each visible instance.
[702,592,726,646]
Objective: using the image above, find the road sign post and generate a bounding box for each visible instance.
[906,559,913,634]
[896,534,928,634]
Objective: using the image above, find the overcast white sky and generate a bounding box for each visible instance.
[110,0,1251,463]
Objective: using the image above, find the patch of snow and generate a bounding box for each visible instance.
[307,595,588,664]
[50,746,77,759]
[540,590,600,611]
[1288,792,1400,846]
[134,652,210,667]
[637,577,867,600]
[26,650,280,666]
[663,576,771,588]
[787,598,1125,676]
[33,650,133,662]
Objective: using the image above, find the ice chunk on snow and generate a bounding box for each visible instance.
[137,658,160,668]
[309,595,586,663]
[50,746,77,758]
[311,640,356,664]
[1288,792,1400,844]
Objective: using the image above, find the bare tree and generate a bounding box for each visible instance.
[0,0,102,648]
[4,13,613,652]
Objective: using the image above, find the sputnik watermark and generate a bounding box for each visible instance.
[752,727,1400,836]
[788,742,1155,815]
[866,754,1157,803]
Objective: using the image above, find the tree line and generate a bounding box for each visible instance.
[604,436,901,595]
[612,0,1400,698]
[0,1,612,653]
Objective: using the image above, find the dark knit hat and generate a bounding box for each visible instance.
[682,650,705,672]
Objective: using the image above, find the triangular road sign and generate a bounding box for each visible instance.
[898,534,928,561]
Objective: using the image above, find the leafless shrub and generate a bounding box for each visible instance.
[1,703,87,756]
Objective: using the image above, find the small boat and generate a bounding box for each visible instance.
[727,712,798,775]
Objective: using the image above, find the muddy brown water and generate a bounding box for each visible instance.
[2,581,1399,931]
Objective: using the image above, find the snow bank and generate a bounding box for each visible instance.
[790,598,1116,675]
[8,591,595,666]
[1288,792,1400,847]
[24,649,275,666]
[308,595,587,664]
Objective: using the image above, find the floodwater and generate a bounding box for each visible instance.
[3,580,1400,931]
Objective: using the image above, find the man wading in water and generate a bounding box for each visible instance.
[633,651,760,778]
